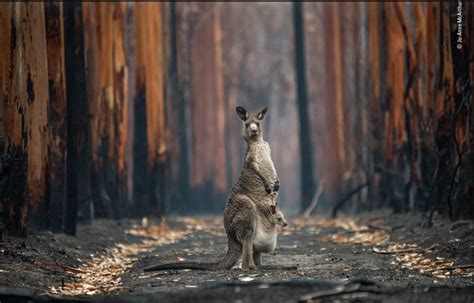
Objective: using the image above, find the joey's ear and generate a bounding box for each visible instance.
[236,106,249,121]
[255,107,268,120]
[270,204,276,214]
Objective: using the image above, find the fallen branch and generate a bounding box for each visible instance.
[33,259,84,275]
[298,281,385,302]
[0,287,87,302]
[331,182,369,218]
[204,278,381,290]
[298,283,361,302]
[302,180,324,218]
[367,223,391,232]
[450,220,474,230]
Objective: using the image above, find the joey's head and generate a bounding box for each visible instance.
[235,106,268,141]
[269,203,288,227]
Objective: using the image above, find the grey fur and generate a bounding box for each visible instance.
[144,106,291,272]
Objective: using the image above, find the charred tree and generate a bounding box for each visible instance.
[0,3,51,235]
[293,1,316,210]
[135,3,167,217]
[169,2,190,211]
[112,3,133,217]
[22,3,51,231]
[449,1,473,219]
[421,2,441,212]
[463,1,474,219]
[428,2,457,224]
[82,2,112,218]
[0,3,28,237]
[44,1,67,232]
[64,2,91,235]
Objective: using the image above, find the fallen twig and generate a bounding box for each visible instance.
[33,259,84,275]
[367,223,391,232]
[373,247,421,255]
[302,180,324,218]
[332,182,369,218]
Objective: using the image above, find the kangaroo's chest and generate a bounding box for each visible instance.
[253,143,276,176]
[253,224,277,253]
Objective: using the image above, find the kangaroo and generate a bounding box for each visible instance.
[145,106,294,272]
[144,202,288,271]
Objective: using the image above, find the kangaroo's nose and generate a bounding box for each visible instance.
[249,123,258,134]
[282,222,288,227]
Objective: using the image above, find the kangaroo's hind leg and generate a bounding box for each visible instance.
[253,251,262,266]
[241,239,256,270]
[230,198,257,270]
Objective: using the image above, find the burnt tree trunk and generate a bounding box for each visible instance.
[135,3,167,217]
[293,1,316,210]
[427,2,456,224]
[1,3,51,236]
[112,3,131,217]
[450,1,473,219]
[64,2,91,235]
[82,2,113,218]
[133,88,148,216]
[170,2,190,211]
[44,1,67,232]
[464,1,474,219]
[0,3,28,237]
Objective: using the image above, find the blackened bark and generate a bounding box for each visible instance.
[44,2,67,232]
[90,162,112,218]
[64,2,91,235]
[293,2,316,210]
[449,1,473,219]
[133,88,148,217]
[171,2,189,210]
[1,147,28,237]
[149,163,166,218]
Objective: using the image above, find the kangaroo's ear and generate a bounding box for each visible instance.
[270,204,276,214]
[236,106,248,121]
[255,107,268,120]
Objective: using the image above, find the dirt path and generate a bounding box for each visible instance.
[0,212,473,302]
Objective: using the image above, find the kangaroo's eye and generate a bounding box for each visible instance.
[245,123,250,128]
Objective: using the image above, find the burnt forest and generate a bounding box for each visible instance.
[0,2,473,302]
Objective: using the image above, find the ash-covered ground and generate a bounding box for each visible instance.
[1,211,473,302]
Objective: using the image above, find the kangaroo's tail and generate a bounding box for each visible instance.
[144,240,241,271]
[144,261,220,271]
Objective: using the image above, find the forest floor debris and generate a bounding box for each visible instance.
[49,219,190,296]
[0,212,473,302]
